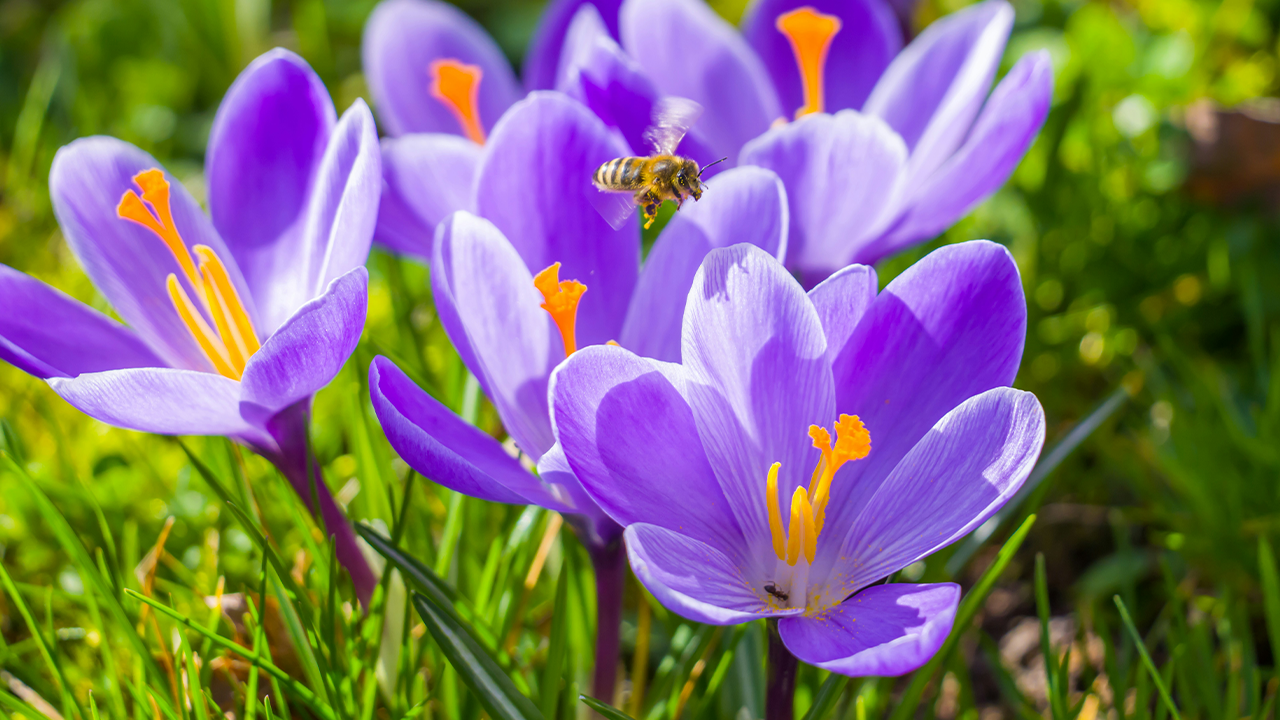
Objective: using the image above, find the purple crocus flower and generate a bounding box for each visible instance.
[0,49,380,604]
[558,0,1053,281]
[549,240,1045,679]
[367,89,788,696]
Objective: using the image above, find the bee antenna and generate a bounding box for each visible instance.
[698,157,728,177]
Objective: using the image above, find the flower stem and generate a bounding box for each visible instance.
[266,402,377,608]
[766,618,799,720]
[588,538,626,703]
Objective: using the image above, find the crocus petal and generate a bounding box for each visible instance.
[807,263,877,365]
[863,0,1013,184]
[740,111,907,280]
[741,0,902,116]
[550,344,744,553]
[369,356,566,508]
[620,0,782,161]
[813,240,1027,570]
[431,212,559,459]
[362,0,523,137]
[47,367,268,445]
[681,244,833,559]
[620,166,787,362]
[49,137,249,372]
[535,443,621,543]
[239,268,367,416]
[374,134,482,259]
[525,0,623,90]
[779,583,959,676]
[206,49,336,317]
[626,523,781,625]
[279,100,380,329]
[473,92,638,347]
[0,264,164,378]
[869,50,1053,258]
[558,5,719,161]
[830,387,1044,592]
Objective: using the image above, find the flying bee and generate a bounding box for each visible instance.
[763,582,789,603]
[591,97,727,230]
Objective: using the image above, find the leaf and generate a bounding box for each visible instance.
[800,673,849,720]
[540,567,570,720]
[1114,595,1182,720]
[410,592,543,720]
[1258,536,1280,672]
[578,695,638,720]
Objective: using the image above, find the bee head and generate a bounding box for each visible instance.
[677,158,704,200]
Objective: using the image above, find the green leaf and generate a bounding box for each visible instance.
[800,673,849,720]
[578,695,638,720]
[539,566,570,720]
[1113,595,1181,720]
[1035,554,1066,720]
[411,592,543,720]
[1258,537,1280,673]
[123,589,336,720]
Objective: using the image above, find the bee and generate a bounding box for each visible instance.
[763,582,789,603]
[591,97,727,230]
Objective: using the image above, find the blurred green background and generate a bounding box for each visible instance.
[2,0,1280,719]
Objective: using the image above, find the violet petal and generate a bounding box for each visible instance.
[779,583,959,676]
[374,134,481,260]
[363,0,522,137]
[0,264,165,378]
[206,49,336,320]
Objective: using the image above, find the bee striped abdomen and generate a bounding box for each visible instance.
[594,157,647,190]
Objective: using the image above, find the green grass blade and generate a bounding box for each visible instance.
[1035,554,1065,720]
[539,566,570,720]
[1258,537,1280,672]
[800,673,849,720]
[578,695,638,720]
[1,453,172,716]
[123,590,335,720]
[0,528,81,720]
[1114,595,1182,720]
[889,514,1037,720]
[410,592,543,720]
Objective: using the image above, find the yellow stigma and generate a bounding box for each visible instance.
[765,414,871,566]
[533,262,587,358]
[430,59,487,144]
[775,7,842,118]
[117,169,260,380]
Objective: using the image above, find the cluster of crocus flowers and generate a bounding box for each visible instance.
[555,0,1053,283]
[551,241,1045,676]
[0,49,381,605]
[367,87,790,696]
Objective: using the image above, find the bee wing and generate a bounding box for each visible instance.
[643,97,703,155]
[589,186,638,230]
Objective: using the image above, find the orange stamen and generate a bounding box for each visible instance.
[118,169,261,379]
[117,170,202,294]
[193,246,260,362]
[776,7,842,118]
[763,415,871,567]
[807,414,870,533]
[534,263,587,358]
[166,275,237,379]
[430,59,487,144]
